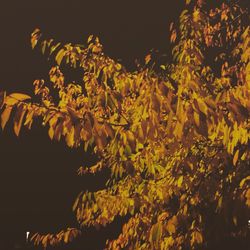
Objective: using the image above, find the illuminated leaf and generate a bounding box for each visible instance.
[14,105,26,136]
[0,91,6,109]
[1,106,12,130]
[145,54,151,65]
[5,93,31,105]
[55,49,65,65]
[149,222,162,247]
[239,176,250,188]
[233,149,239,166]
[177,176,183,187]
[191,230,203,246]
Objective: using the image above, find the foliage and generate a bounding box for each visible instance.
[1,0,249,249]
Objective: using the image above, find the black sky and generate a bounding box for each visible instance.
[0,1,183,249]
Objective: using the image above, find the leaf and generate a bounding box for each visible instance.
[170,29,177,43]
[233,216,237,226]
[191,230,203,246]
[31,28,41,49]
[0,91,6,109]
[50,42,61,55]
[194,111,200,127]
[145,54,151,65]
[41,235,49,247]
[166,221,176,234]
[10,93,31,100]
[87,35,94,43]
[166,216,177,234]
[55,49,65,66]
[216,196,223,211]
[5,93,31,105]
[66,126,75,147]
[177,176,183,188]
[24,110,34,129]
[239,176,250,188]
[1,106,13,130]
[14,105,26,136]
[149,222,162,247]
[197,99,207,115]
[233,149,239,166]
[64,230,70,243]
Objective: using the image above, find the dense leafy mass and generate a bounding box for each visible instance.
[0,0,249,249]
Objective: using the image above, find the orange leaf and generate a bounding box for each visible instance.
[233,149,239,166]
[1,106,12,130]
[14,105,26,136]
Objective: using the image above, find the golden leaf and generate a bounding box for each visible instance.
[233,149,239,166]
[166,216,177,234]
[197,99,208,115]
[1,106,12,130]
[194,111,200,127]
[191,230,203,246]
[31,28,41,49]
[5,93,31,105]
[55,49,65,65]
[166,221,175,234]
[177,176,183,188]
[66,126,75,147]
[145,54,151,65]
[149,222,162,246]
[14,105,26,136]
[170,30,177,43]
[0,91,6,109]
[239,176,250,188]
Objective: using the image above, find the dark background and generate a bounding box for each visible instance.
[0,1,183,249]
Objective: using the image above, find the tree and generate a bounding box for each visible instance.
[0,0,249,249]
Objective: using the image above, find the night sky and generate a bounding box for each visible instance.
[0,1,183,249]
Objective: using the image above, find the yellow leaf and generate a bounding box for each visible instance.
[87,35,94,43]
[14,105,26,136]
[193,9,201,22]
[233,216,237,226]
[9,93,31,101]
[194,111,200,127]
[5,93,31,105]
[174,121,183,139]
[64,230,70,243]
[170,29,177,43]
[24,110,34,129]
[166,216,177,234]
[31,28,41,49]
[197,98,207,115]
[233,149,239,166]
[145,54,151,65]
[240,176,250,188]
[55,49,65,65]
[48,126,54,140]
[0,91,6,109]
[1,106,12,130]
[191,230,203,245]
[149,222,162,247]
[166,221,175,234]
[66,126,75,147]
[177,176,183,188]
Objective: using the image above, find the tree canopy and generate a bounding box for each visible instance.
[0,0,249,249]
